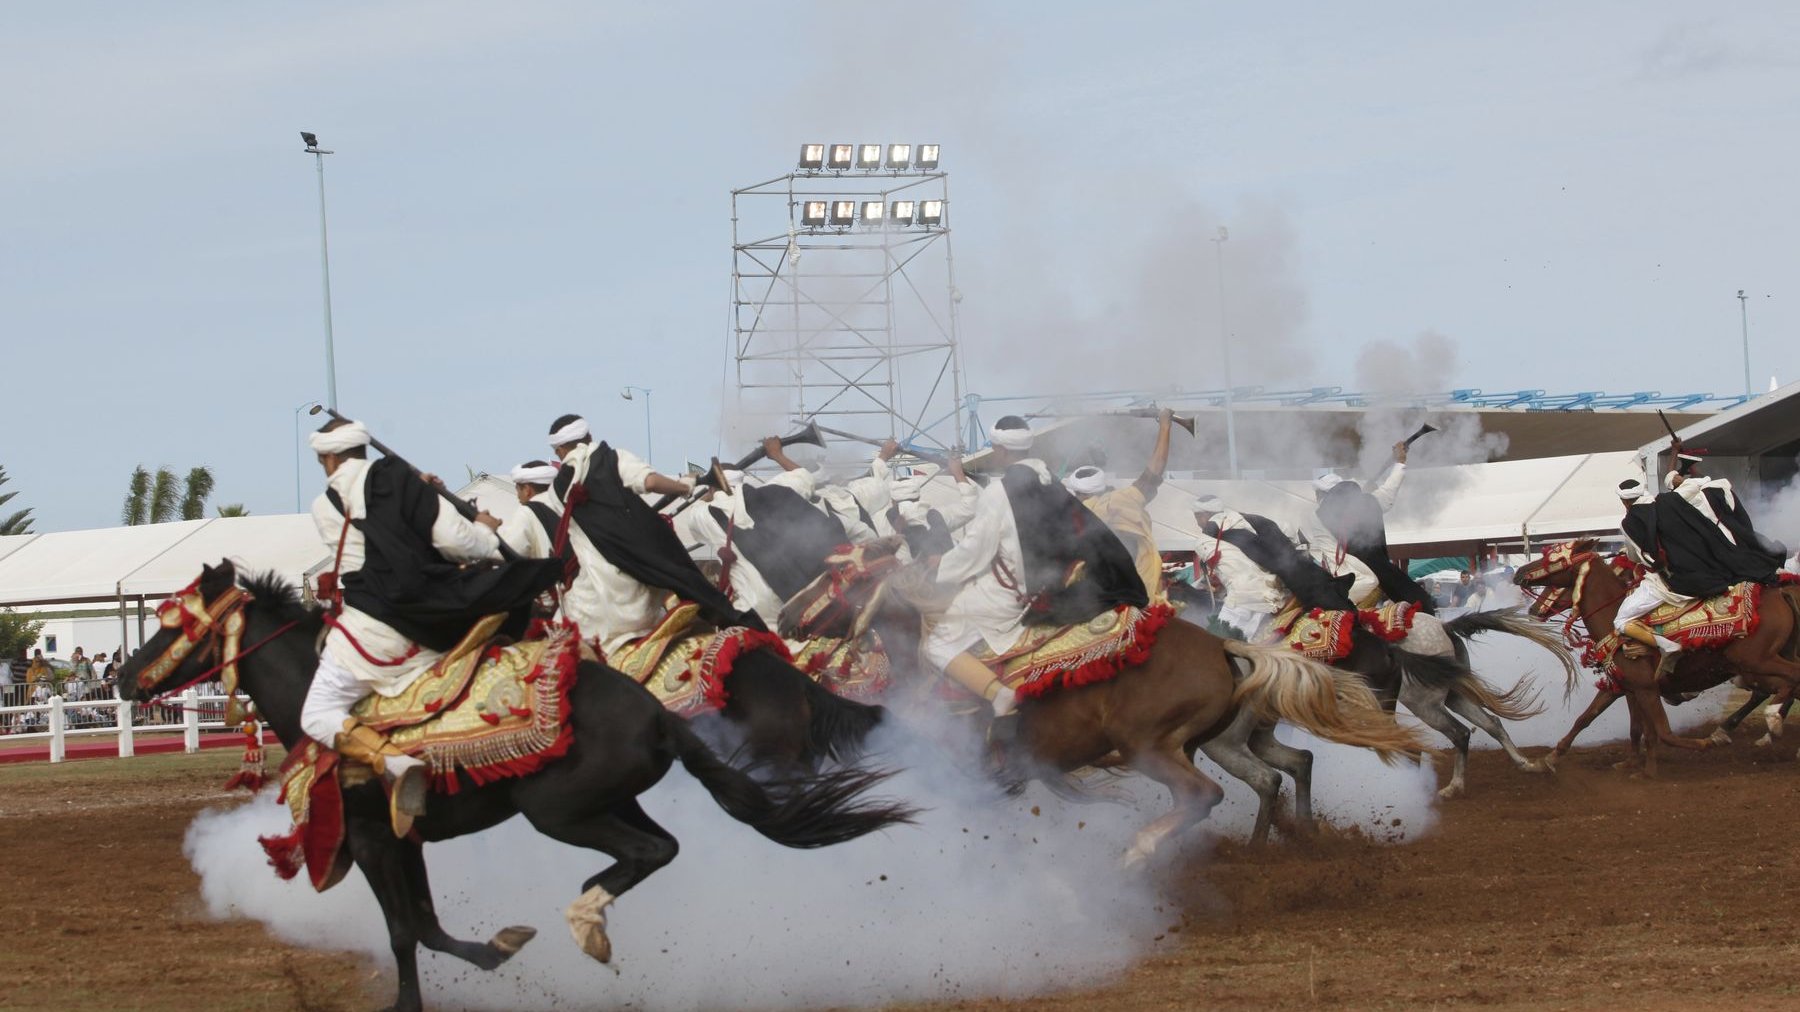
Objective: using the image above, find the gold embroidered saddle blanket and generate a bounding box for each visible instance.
[940,603,1174,703]
[1642,581,1763,647]
[604,601,792,716]
[261,618,582,892]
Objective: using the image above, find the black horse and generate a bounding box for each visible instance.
[117,561,915,1012]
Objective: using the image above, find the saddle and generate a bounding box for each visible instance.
[1639,581,1764,648]
[605,599,791,716]
[1260,599,1419,661]
[941,603,1173,703]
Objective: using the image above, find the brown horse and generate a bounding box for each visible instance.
[1003,617,1427,865]
[1514,541,1800,776]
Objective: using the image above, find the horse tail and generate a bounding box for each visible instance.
[1394,647,1545,722]
[1444,607,1580,700]
[798,673,886,763]
[1223,640,1427,765]
[662,711,916,848]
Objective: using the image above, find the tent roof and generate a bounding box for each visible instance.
[0,516,329,608]
[1638,379,1800,458]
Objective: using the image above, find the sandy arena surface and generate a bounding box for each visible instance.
[4,735,1799,1011]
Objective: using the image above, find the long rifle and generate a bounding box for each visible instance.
[649,422,826,512]
[1026,406,1198,435]
[307,405,520,560]
[809,424,987,486]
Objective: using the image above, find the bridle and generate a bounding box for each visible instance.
[1518,543,1634,671]
[136,576,299,719]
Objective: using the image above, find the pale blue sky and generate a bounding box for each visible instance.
[3,1,1796,531]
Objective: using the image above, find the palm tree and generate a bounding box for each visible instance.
[0,465,33,536]
[148,467,179,524]
[215,503,250,518]
[180,466,216,521]
[122,466,151,526]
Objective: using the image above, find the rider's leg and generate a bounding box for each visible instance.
[943,651,1015,717]
[302,653,428,838]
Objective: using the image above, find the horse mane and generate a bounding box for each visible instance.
[239,569,325,636]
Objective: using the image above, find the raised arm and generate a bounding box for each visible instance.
[1133,408,1175,499]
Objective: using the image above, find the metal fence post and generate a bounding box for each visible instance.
[183,689,200,754]
[49,695,65,763]
[116,699,135,758]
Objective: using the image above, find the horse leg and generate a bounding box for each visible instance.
[1444,689,1547,773]
[1721,688,1770,735]
[523,799,680,963]
[397,840,537,971]
[1764,684,1794,743]
[1193,708,1283,845]
[343,817,427,1012]
[1543,689,1620,771]
[1631,684,1713,753]
[1247,723,1314,832]
[1121,745,1225,869]
[1398,680,1472,800]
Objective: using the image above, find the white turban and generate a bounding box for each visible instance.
[989,424,1033,451]
[1664,470,1684,488]
[1063,466,1106,497]
[1312,473,1345,495]
[1192,494,1225,513]
[896,501,931,526]
[510,463,559,486]
[308,421,370,455]
[547,417,590,448]
[1618,477,1646,501]
[889,476,924,503]
[720,469,746,489]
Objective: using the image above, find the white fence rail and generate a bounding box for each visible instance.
[0,690,243,762]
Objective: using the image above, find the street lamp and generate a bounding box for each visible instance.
[300,132,338,411]
[621,386,653,470]
[1738,289,1751,398]
[1211,226,1240,478]
[293,400,319,511]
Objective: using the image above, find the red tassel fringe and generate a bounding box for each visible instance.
[431,635,581,795]
[257,827,305,881]
[1014,604,1173,701]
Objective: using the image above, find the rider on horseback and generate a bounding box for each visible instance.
[1302,440,1435,613]
[1194,495,1357,641]
[303,419,560,837]
[1064,407,1175,600]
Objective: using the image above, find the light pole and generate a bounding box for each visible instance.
[1738,289,1751,397]
[293,400,318,511]
[1211,226,1241,478]
[300,132,338,411]
[621,386,653,470]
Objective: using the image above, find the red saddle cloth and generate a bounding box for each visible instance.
[937,603,1174,704]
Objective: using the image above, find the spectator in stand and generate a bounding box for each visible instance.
[1449,570,1477,608]
[0,655,12,731]
[25,649,51,685]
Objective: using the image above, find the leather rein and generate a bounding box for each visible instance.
[136,578,299,719]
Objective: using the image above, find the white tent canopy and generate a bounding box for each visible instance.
[0,515,328,608]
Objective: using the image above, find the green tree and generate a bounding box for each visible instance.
[0,609,44,660]
[149,466,179,524]
[122,466,151,525]
[215,503,249,518]
[180,466,216,520]
[0,465,33,536]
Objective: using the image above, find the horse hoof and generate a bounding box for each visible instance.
[1755,734,1773,748]
[1437,783,1465,801]
[1708,728,1732,747]
[491,925,537,959]
[566,887,615,964]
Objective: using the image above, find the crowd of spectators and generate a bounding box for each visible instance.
[0,646,182,734]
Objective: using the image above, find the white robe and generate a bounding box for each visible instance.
[1195,509,1292,634]
[1300,463,1404,607]
[1675,476,1738,544]
[308,458,501,695]
[674,468,816,629]
[922,461,1047,668]
[555,442,667,653]
[497,489,559,559]
[1616,527,1692,626]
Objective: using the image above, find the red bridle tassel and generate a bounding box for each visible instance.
[224,720,267,793]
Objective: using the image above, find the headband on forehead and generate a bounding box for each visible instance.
[1618,477,1645,501]
[889,476,923,502]
[1312,472,1345,494]
[548,417,590,447]
[1192,494,1225,513]
[1063,466,1106,497]
[511,463,559,486]
[308,421,370,454]
[989,425,1033,451]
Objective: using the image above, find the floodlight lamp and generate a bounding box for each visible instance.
[801,200,829,227]
[886,143,912,169]
[856,143,882,169]
[300,131,319,148]
[827,144,854,169]
[799,143,825,170]
[918,198,944,225]
[890,199,917,223]
[860,200,885,224]
[915,143,940,170]
[829,200,857,226]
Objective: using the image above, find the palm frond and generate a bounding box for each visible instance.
[149,467,179,524]
[180,466,216,521]
[123,466,151,526]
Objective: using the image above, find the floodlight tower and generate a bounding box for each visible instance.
[730,143,967,455]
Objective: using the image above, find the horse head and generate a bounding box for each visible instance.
[1512,539,1598,592]
[116,560,248,703]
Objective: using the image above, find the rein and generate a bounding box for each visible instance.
[136,578,299,719]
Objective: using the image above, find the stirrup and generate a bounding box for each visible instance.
[386,759,429,838]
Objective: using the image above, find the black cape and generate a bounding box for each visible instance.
[1004,463,1149,626]
[556,442,764,631]
[1314,479,1435,613]
[332,457,563,651]
[710,482,848,602]
[1701,485,1789,565]
[1623,491,1781,598]
[1206,513,1355,612]
[524,500,578,576]
[896,506,955,559]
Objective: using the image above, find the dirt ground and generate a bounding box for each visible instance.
[5,735,1800,1012]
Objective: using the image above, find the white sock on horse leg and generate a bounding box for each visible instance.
[991,685,1018,718]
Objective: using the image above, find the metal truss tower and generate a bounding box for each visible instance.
[730,145,967,455]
